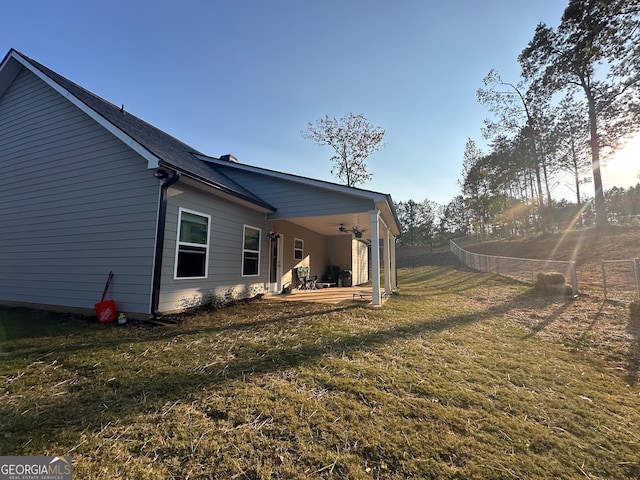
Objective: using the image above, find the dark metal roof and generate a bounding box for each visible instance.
[11,50,275,212]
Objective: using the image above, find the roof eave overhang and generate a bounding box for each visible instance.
[375,198,402,236]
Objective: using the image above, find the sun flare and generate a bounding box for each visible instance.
[605,134,640,188]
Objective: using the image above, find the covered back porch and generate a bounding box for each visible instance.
[266,208,399,307]
[206,157,402,306]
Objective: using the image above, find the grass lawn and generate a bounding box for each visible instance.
[1,266,639,479]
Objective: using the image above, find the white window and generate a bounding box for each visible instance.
[293,238,303,261]
[175,208,210,279]
[242,225,261,276]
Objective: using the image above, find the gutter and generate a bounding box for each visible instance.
[151,169,181,317]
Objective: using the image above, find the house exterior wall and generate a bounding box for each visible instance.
[272,221,327,290]
[157,183,271,312]
[325,235,352,278]
[0,67,159,314]
[352,240,370,285]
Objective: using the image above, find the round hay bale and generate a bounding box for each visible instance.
[534,272,571,295]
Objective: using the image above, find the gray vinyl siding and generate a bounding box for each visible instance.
[0,67,159,314]
[217,168,375,218]
[157,183,270,312]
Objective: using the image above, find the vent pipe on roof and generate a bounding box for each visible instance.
[219,154,238,163]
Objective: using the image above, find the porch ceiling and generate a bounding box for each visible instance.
[282,213,372,238]
[278,199,401,238]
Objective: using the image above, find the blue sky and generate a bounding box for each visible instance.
[4,0,633,205]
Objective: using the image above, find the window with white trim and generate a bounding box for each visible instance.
[175,208,210,279]
[242,225,261,276]
[293,238,303,260]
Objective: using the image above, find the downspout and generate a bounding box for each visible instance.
[151,170,181,317]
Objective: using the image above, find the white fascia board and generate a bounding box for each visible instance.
[11,52,160,169]
[375,200,402,236]
[196,154,388,202]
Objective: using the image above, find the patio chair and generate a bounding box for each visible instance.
[295,266,317,290]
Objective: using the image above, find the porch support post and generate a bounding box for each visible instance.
[389,233,397,289]
[384,227,392,297]
[370,209,382,306]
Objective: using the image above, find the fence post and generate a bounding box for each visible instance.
[635,258,640,299]
[602,261,608,300]
[570,260,578,297]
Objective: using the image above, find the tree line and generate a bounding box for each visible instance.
[302,2,639,244]
[398,0,640,244]
[396,183,640,247]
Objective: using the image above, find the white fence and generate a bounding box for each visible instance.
[450,238,578,295]
[602,258,640,302]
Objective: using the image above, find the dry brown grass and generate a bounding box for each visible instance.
[1,254,640,478]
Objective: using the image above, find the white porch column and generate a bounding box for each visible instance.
[370,210,381,306]
[384,227,392,297]
[389,234,397,290]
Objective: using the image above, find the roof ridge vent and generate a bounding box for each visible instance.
[219,154,238,163]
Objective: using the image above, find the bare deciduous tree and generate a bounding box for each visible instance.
[302,113,385,187]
